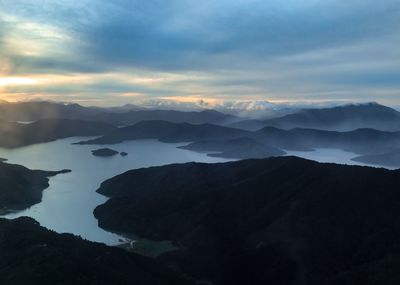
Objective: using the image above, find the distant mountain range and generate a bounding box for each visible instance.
[90,109,239,126]
[179,126,400,158]
[94,156,400,285]
[0,114,396,165]
[0,119,116,148]
[4,101,400,133]
[2,101,400,165]
[255,126,400,154]
[0,101,102,121]
[77,120,400,162]
[231,103,400,131]
[0,101,238,126]
[76,120,250,145]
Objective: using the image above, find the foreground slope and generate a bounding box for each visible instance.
[0,217,191,285]
[95,157,400,285]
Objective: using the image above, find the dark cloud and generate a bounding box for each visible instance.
[0,0,399,105]
[81,0,400,71]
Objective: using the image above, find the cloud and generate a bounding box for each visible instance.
[0,0,399,106]
[80,0,400,70]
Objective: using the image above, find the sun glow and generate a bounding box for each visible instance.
[0,77,38,87]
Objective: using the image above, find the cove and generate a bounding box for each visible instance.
[0,137,230,245]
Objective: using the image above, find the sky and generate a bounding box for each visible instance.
[0,0,399,109]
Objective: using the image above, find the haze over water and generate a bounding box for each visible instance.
[285,148,397,170]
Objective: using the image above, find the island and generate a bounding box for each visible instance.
[120,152,128,156]
[94,156,400,285]
[91,148,119,157]
[179,137,285,159]
[0,160,71,214]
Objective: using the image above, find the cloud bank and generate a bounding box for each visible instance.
[0,0,399,107]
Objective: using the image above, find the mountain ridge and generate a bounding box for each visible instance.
[231,102,400,131]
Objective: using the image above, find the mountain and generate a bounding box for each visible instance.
[0,217,192,285]
[231,103,400,131]
[94,156,400,285]
[0,101,238,126]
[0,119,116,148]
[77,120,250,145]
[103,103,144,113]
[229,119,269,131]
[76,120,400,160]
[0,101,102,121]
[90,109,239,126]
[0,161,70,214]
[179,138,286,159]
[256,127,400,154]
[352,149,400,167]
[2,101,399,132]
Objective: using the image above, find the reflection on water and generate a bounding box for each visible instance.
[0,138,230,245]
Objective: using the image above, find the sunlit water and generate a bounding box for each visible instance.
[0,138,231,245]
[285,148,396,170]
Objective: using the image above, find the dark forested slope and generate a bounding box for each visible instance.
[0,217,192,285]
[95,157,400,285]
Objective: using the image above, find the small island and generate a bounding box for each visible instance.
[120,152,128,156]
[91,148,119,157]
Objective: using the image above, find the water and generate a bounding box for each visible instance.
[0,142,393,245]
[285,148,396,170]
[0,138,230,245]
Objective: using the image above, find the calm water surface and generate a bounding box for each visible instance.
[0,138,231,245]
[0,141,393,245]
[285,148,396,170]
